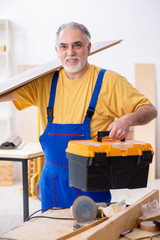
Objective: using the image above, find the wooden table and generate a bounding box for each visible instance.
[0,142,44,221]
[0,190,159,240]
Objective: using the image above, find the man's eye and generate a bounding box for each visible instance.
[61,46,66,49]
[59,45,67,50]
[74,43,82,49]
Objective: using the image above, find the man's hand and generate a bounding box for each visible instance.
[107,116,130,140]
[0,94,15,102]
[107,103,157,140]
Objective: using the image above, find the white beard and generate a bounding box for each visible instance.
[63,56,83,73]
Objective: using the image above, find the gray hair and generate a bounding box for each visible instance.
[56,22,91,45]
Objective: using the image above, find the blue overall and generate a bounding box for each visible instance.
[39,69,111,209]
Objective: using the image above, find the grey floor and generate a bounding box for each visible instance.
[0,179,160,236]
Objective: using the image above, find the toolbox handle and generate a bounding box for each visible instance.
[97,131,125,142]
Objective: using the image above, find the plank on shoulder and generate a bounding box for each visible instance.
[0,40,122,97]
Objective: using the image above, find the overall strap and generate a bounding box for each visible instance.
[85,69,107,120]
[47,71,59,123]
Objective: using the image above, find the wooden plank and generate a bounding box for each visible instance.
[0,171,13,175]
[0,165,13,170]
[1,208,76,240]
[1,189,158,240]
[134,64,156,180]
[0,181,13,186]
[0,40,122,97]
[58,218,108,240]
[0,161,13,185]
[0,160,13,165]
[0,176,13,180]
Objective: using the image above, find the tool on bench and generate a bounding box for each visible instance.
[71,196,99,223]
[71,195,126,223]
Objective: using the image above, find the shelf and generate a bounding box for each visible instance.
[0,19,11,82]
[0,20,10,52]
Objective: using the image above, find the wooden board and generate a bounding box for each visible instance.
[1,189,158,240]
[0,40,122,97]
[0,161,13,186]
[134,64,156,180]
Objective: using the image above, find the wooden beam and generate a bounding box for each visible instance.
[134,64,156,180]
[0,40,122,98]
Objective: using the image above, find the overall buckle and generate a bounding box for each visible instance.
[47,107,53,118]
[86,107,94,119]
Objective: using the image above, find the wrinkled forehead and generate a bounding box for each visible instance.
[57,27,87,45]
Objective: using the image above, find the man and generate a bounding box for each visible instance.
[0,22,157,210]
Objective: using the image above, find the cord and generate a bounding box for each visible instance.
[27,215,74,221]
[150,233,160,240]
[26,207,74,221]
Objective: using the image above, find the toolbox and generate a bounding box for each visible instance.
[66,131,153,191]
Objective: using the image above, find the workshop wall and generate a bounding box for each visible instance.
[0,0,160,176]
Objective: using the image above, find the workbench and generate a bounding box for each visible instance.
[0,189,159,240]
[0,142,44,221]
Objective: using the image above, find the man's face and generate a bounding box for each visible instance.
[56,28,91,75]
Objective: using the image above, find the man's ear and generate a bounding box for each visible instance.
[55,46,59,57]
[87,42,91,55]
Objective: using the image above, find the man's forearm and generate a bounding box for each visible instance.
[107,103,157,140]
[126,103,157,127]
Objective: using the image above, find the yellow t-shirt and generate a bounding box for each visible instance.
[12,64,150,140]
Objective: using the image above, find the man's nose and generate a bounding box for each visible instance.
[67,46,76,56]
